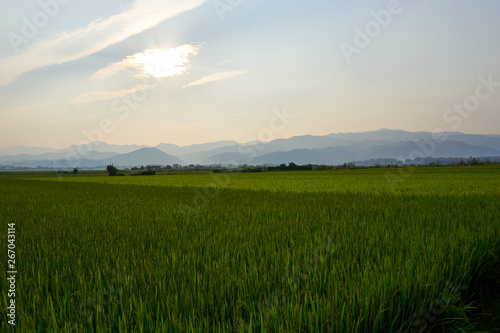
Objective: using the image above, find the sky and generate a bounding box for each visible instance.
[1,0,499,148]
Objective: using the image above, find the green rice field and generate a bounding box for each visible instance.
[1,166,499,332]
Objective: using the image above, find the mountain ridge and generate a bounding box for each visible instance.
[1,130,499,168]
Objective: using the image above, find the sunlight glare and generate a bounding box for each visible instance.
[134,45,199,78]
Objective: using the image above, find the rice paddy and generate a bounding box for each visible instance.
[1,166,499,332]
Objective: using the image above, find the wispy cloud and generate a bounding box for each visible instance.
[215,59,235,66]
[70,84,148,104]
[0,0,208,86]
[91,44,201,80]
[183,70,247,88]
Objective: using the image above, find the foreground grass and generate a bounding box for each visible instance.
[0,167,499,332]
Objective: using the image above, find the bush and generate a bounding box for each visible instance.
[106,165,119,176]
[140,169,156,176]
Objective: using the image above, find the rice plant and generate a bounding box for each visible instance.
[0,166,499,332]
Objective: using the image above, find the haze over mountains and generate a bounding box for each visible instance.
[1,129,500,169]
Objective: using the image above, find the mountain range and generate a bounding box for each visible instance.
[1,129,500,169]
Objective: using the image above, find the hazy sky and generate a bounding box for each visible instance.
[1,0,499,148]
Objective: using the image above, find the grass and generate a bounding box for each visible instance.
[0,166,499,332]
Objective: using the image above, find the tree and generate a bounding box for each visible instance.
[72,168,79,174]
[106,165,118,176]
[467,156,480,166]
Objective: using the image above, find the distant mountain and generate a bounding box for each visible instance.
[2,158,104,169]
[201,146,355,165]
[0,151,119,164]
[181,131,500,164]
[0,141,147,159]
[445,133,500,150]
[154,143,181,155]
[362,140,500,160]
[155,140,238,156]
[179,136,362,164]
[201,152,244,165]
[179,145,243,164]
[0,148,183,169]
[1,129,499,168]
[204,141,500,166]
[327,129,437,142]
[66,141,148,154]
[102,148,184,167]
[249,147,355,165]
[328,129,500,150]
[0,145,59,156]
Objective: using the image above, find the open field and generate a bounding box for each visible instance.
[1,166,499,332]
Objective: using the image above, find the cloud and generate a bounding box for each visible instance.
[183,70,247,88]
[91,44,201,80]
[215,59,235,66]
[70,84,148,104]
[0,0,208,86]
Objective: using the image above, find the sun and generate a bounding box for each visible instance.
[134,45,199,78]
